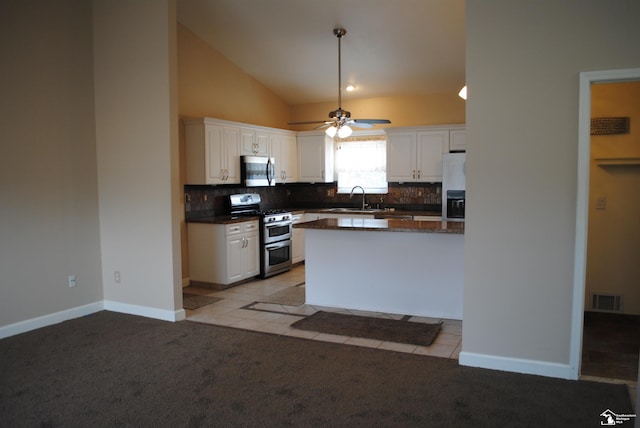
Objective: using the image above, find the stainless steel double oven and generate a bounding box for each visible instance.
[261,211,292,277]
[228,193,292,278]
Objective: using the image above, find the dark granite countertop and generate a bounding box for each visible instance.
[186,209,442,224]
[303,208,442,217]
[294,218,464,234]
[186,215,260,225]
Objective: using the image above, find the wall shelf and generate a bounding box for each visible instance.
[595,157,640,166]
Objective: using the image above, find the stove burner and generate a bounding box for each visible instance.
[231,208,290,217]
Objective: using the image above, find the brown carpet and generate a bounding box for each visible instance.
[260,286,305,306]
[292,310,442,346]
[182,293,222,310]
[0,311,634,427]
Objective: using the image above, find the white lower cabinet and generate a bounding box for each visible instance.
[291,213,306,264]
[188,220,259,286]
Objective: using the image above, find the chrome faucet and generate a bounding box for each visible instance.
[350,185,366,210]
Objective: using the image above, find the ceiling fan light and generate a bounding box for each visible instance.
[337,125,352,138]
[458,85,467,100]
[325,126,337,138]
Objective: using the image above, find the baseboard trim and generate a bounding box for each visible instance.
[0,301,104,340]
[103,300,185,322]
[459,351,578,380]
[0,300,186,340]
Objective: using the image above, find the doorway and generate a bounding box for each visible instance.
[582,82,640,382]
[572,69,640,385]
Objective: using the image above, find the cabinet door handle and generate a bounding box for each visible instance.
[417,170,421,179]
[412,170,416,179]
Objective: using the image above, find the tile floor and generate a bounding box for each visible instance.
[184,264,462,359]
[581,311,640,382]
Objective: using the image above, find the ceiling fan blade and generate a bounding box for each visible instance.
[313,122,333,130]
[288,120,327,125]
[347,121,373,129]
[351,119,392,125]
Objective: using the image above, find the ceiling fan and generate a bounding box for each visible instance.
[289,28,391,138]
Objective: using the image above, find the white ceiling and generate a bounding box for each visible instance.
[177,0,465,106]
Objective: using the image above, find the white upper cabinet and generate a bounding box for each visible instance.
[270,133,298,183]
[386,132,417,182]
[184,118,240,185]
[449,128,467,151]
[416,130,449,182]
[297,132,334,183]
[386,127,462,183]
[240,127,269,156]
[185,117,297,185]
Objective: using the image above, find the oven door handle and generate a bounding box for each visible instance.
[265,222,292,229]
[266,157,274,186]
[265,239,291,250]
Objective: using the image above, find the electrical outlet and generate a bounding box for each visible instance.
[114,270,121,284]
[596,196,607,210]
[68,274,77,288]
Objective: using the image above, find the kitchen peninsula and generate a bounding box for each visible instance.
[295,218,464,319]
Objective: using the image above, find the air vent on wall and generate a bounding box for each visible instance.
[591,293,623,312]
[590,117,630,135]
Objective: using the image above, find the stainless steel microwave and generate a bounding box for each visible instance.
[241,156,276,187]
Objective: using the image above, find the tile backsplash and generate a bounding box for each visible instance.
[184,182,441,219]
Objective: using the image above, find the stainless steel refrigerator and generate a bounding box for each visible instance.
[442,153,466,221]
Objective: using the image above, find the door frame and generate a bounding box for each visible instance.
[570,68,640,379]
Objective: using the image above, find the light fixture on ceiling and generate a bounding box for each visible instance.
[346,84,356,92]
[325,123,352,138]
[458,85,467,100]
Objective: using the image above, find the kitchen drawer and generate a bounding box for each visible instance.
[226,220,259,236]
[243,221,259,232]
[413,215,442,221]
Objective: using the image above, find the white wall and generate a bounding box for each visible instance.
[0,0,103,331]
[461,0,640,378]
[93,0,183,320]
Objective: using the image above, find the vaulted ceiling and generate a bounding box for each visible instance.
[177,0,465,106]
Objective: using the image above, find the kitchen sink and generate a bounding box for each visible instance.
[326,207,389,213]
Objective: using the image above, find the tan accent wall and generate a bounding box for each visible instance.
[290,93,466,131]
[177,24,290,129]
